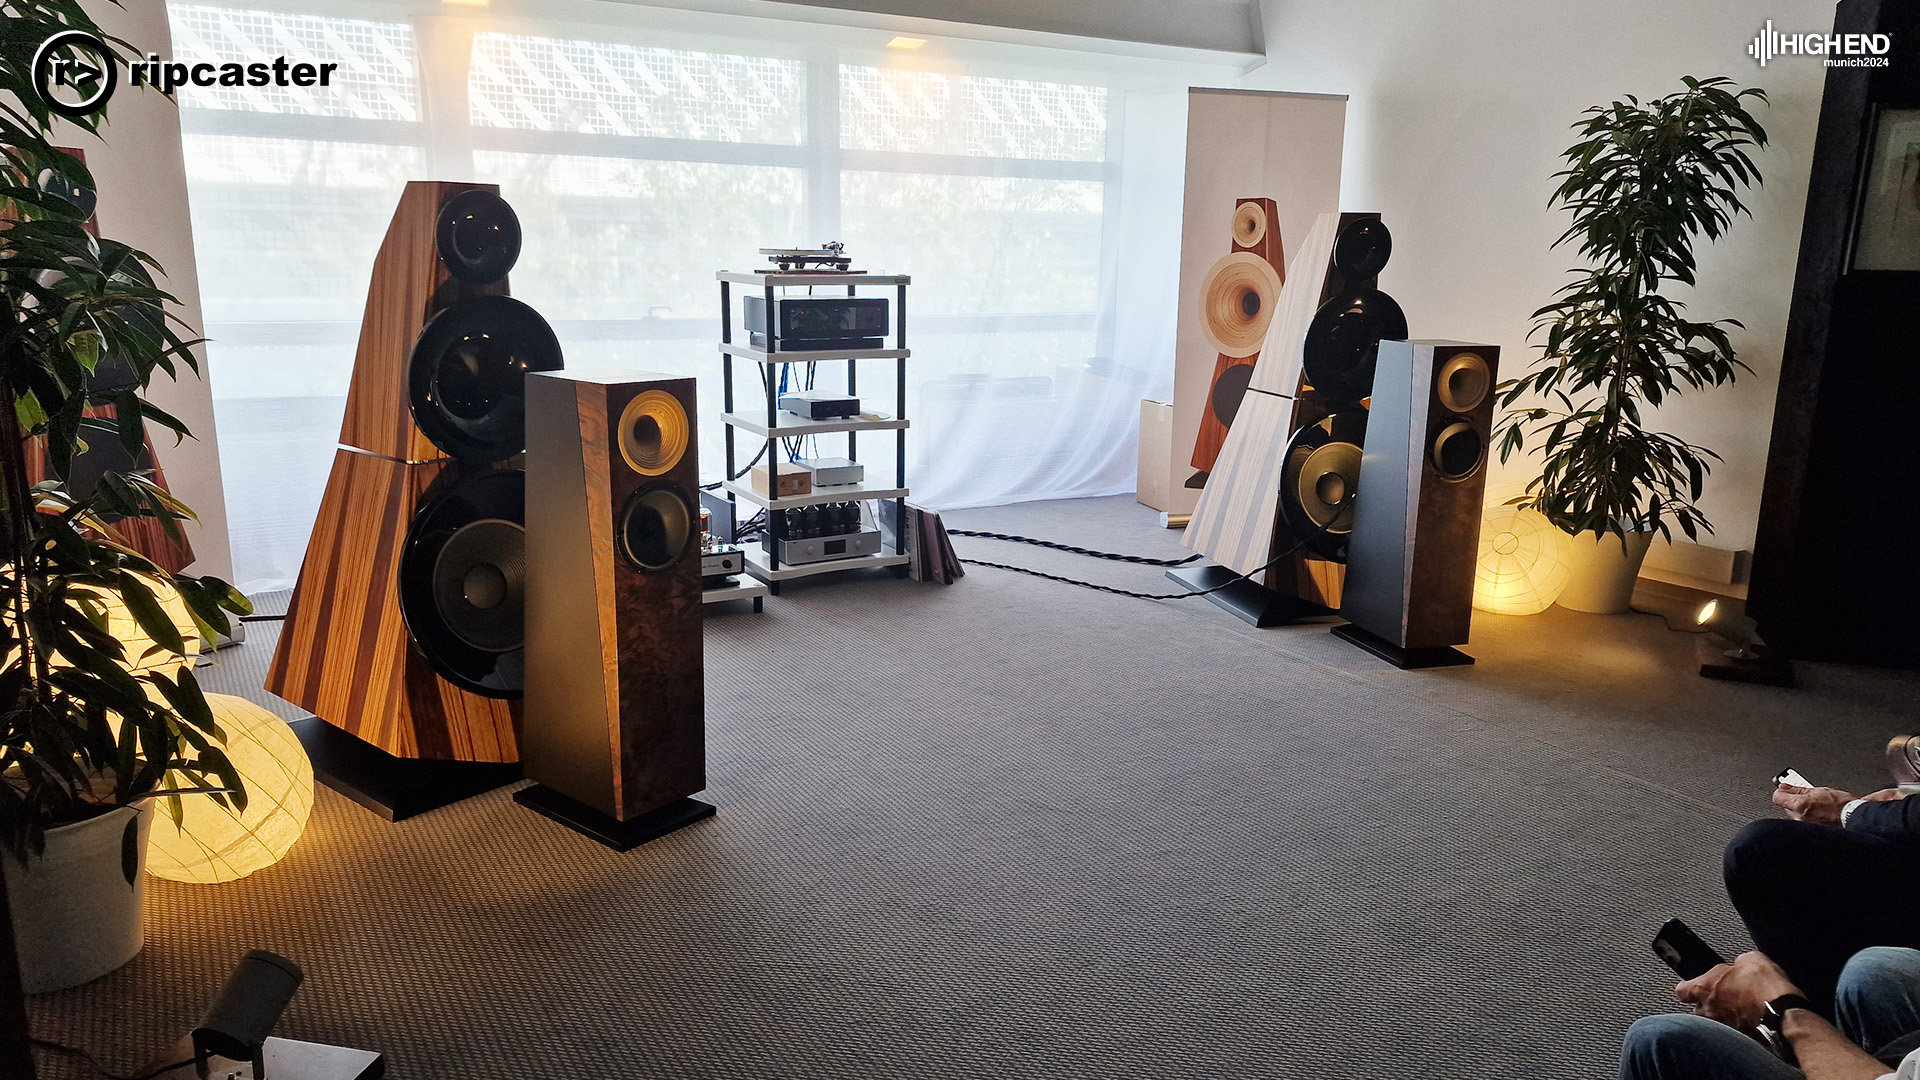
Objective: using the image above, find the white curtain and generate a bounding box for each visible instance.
[167,1,1201,592]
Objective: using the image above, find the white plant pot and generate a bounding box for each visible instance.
[1,804,152,993]
[1556,530,1655,614]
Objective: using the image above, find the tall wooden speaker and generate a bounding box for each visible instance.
[266,181,563,818]
[1334,340,1499,667]
[1189,198,1285,485]
[514,370,713,850]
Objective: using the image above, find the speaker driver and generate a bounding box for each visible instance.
[1431,421,1486,482]
[1278,410,1368,561]
[408,294,563,462]
[1209,363,1256,429]
[1198,252,1285,358]
[436,190,522,284]
[618,485,695,573]
[1437,351,1492,413]
[1332,217,1392,281]
[618,390,690,477]
[1302,289,1408,405]
[398,467,526,698]
[1231,201,1270,250]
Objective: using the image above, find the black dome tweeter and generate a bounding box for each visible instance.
[436,190,522,284]
[408,294,563,462]
[398,467,527,698]
[1332,217,1392,281]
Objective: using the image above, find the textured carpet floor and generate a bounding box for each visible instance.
[26,495,1920,1080]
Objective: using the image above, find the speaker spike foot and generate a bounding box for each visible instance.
[513,786,715,851]
[1329,623,1474,669]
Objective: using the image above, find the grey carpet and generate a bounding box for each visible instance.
[26,495,1920,1080]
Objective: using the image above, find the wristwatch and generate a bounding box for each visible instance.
[1757,993,1816,1064]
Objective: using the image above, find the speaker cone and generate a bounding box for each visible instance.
[399,467,526,698]
[618,484,695,573]
[1431,420,1486,482]
[1232,201,1270,250]
[408,294,563,462]
[1302,289,1408,405]
[1278,410,1368,561]
[436,190,522,284]
[1332,217,1392,281]
[1198,252,1285,358]
[618,390,691,477]
[1436,351,1492,413]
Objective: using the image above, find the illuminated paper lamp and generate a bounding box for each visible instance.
[1473,507,1573,615]
[146,694,313,883]
[93,575,199,677]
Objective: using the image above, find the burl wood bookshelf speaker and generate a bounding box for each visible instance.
[267,181,562,819]
[1190,197,1284,483]
[1334,340,1499,668]
[514,370,713,850]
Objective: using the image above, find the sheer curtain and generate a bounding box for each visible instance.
[168,1,1202,592]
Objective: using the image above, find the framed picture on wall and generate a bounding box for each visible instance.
[1853,107,1920,272]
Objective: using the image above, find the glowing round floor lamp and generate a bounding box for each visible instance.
[146,694,314,884]
[1473,508,1573,615]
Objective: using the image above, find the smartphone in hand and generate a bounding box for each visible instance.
[1653,919,1729,981]
[1774,768,1814,788]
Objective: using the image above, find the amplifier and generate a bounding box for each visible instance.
[780,392,860,420]
[745,296,888,352]
[797,456,864,487]
[770,501,864,541]
[766,530,881,566]
[701,546,743,578]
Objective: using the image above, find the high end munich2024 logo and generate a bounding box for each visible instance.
[31,29,342,118]
[1750,19,1892,67]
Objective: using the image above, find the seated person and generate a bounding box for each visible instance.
[1622,947,1920,1080]
[1725,775,1920,1012]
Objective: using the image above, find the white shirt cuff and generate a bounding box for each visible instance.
[1841,798,1870,827]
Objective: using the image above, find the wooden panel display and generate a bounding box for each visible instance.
[338,180,509,463]
[265,448,520,762]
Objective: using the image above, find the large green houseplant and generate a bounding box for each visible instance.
[3,0,251,994]
[1495,76,1769,612]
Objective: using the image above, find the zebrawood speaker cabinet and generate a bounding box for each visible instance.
[1748,0,1920,668]
[1190,198,1284,483]
[1334,340,1499,667]
[515,370,713,850]
[268,181,561,815]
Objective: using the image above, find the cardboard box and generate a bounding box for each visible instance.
[750,461,812,498]
[1137,399,1175,511]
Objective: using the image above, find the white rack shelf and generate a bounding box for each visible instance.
[703,578,769,608]
[721,479,909,510]
[723,412,910,438]
[743,548,910,583]
[719,342,909,365]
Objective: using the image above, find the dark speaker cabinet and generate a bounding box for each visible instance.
[1749,0,1920,667]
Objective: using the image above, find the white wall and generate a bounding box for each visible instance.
[1244,0,1832,551]
[64,0,236,581]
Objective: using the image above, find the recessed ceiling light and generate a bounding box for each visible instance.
[886,36,927,50]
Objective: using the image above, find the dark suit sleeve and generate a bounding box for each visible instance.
[1844,795,1920,843]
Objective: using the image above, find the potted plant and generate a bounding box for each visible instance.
[2,1,251,992]
[1495,76,1770,613]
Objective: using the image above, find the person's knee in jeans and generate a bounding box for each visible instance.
[1836,946,1920,1058]
[1619,1013,1797,1080]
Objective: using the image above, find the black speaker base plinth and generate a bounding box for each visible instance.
[290,717,522,822]
[513,785,715,851]
[145,1035,382,1080]
[1330,623,1475,669]
[1166,564,1333,627]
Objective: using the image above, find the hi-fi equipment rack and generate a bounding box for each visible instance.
[716,270,912,593]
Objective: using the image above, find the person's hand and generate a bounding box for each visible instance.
[1677,951,1803,1032]
[1860,788,1907,803]
[1774,784,1857,824]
